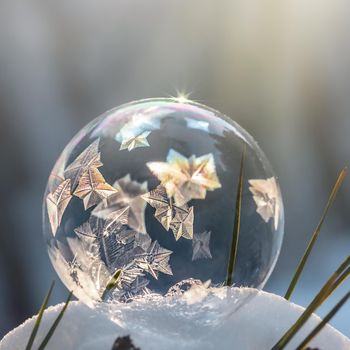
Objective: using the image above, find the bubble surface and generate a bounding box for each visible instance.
[43,98,284,306]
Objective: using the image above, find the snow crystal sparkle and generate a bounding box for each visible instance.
[43,98,284,306]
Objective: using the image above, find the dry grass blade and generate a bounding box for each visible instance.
[284,167,347,300]
[102,269,122,300]
[225,144,246,286]
[296,291,350,350]
[271,255,350,350]
[25,281,55,350]
[37,291,73,350]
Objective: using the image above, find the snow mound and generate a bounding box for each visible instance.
[1,287,349,350]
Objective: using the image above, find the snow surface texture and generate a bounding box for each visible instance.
[1,287,349,350]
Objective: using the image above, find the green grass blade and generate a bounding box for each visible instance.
[271,255,350,350]
[37,290,73,350]
[296,291,350,350]
[25,281,55,350]
[325,265,350,302]
[102,269,122,300]
[271,276,336,350]
[225,144,246,286]
[284,167,347,300]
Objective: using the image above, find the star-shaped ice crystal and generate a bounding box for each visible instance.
[248,177,280,230]
[119,130,151,151]
[73,167,118,209]
[141,185,194,240]
[192,231,212,261]
[46,178,72,236]
[64,139,103,190]
[135,240,173,279]
[93,174,148,234]
[147,149,221,206]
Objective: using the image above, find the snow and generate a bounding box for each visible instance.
[1,287,349,350]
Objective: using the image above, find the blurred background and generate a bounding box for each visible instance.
[0,0,350,340]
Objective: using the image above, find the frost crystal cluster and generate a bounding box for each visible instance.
[43,98,284,306]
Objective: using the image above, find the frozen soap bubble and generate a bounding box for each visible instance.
[43,98,284,307]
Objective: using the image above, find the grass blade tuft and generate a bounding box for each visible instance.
[284,167,347,300]
[225,144,246,286]
[38,290,73,350]
[271,255,350,350]
[296,291,350,350]
[25,281,55,350]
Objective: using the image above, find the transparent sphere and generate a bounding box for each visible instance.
[43,98,284,306]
